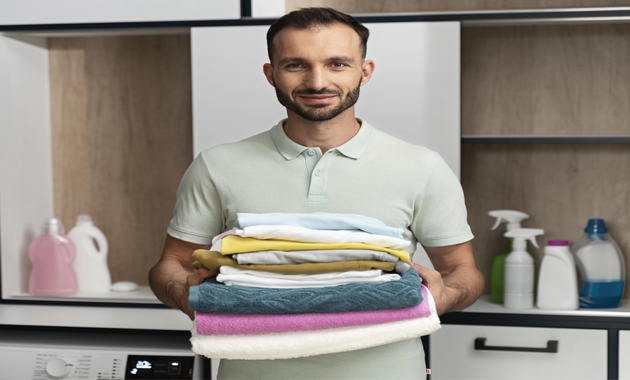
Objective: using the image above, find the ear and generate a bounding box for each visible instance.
[360,60,375,86]
[263,63,275,87]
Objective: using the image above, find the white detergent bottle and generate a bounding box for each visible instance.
[68,215,111,293]
[504,228,544,310]
[536,239,579,310]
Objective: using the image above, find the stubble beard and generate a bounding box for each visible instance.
[274,77,362,122]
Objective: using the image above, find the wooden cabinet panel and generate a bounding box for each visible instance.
[462,143,630,293]
[462,24,630,136]
[287,0,630,13]
[49,35,193,285]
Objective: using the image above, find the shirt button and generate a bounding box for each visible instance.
[315,170,321,177]
[307,149,315,156]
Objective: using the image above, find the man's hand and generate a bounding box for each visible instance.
[149,236,215,320]
[407,242,484,315]
[184,267,218,319]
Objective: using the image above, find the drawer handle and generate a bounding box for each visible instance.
[474,338,558,353]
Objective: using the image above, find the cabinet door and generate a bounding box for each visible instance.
[430,324,607,380]
[620,330,630,379]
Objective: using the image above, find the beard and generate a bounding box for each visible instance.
[274,77,362,122]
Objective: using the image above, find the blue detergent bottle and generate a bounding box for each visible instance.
[571,219,625,308]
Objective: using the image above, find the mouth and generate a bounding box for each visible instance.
[297,94,337,105]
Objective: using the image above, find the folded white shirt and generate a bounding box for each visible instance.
[216,267,400,289]
[235,212,404,238]
[233,249,400,264]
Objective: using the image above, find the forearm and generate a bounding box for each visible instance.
[149,236,210,319]
[148,258,193,314]
[440,263,485,313]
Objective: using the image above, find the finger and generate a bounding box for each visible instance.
[187,267,218,287]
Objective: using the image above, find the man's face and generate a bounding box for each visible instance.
[264,23,371,122]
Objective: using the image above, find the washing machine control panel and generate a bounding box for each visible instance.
[0,347,196,379]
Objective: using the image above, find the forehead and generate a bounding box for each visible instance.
[271,23,362,60]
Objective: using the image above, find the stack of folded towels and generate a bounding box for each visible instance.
[188,212,441,360]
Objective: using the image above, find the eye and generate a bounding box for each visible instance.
[284,63,305,70]
[330,62,348,69]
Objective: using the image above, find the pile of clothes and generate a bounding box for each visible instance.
[188,212,441,360]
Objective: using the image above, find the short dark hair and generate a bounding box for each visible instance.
[266,7,370,64]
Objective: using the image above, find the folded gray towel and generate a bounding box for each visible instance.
[189,269,422,314]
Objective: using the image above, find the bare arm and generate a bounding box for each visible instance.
[408,241,484,315]
[148,235,217,320]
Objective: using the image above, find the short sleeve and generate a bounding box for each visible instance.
[410,154,474,247]
[167,153,224,245]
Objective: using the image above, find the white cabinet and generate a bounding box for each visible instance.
[430,324,607,379]
[0,0,240,25]
[620,330,630,379]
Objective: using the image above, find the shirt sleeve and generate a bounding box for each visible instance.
[411,153,474,247]
[167,152,225,245]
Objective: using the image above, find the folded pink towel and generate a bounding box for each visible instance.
[195,286,430,335]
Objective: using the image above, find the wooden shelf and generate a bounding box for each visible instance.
[462,135,630,144]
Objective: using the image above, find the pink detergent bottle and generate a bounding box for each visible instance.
[28,218,78,296]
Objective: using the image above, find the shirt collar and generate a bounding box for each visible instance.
[270,119,375,160]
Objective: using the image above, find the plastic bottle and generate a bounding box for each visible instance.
[488,210,530,304]
[28,218,78,296]
[503,228,544,310]
[571,219,625,308]
[536,239,579,310]
[68,215,111,293]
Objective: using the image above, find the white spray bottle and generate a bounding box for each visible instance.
[504,228,544,309]
[488,210,529,304]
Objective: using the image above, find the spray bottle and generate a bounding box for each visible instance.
[488,210,530,304]
[504,228,544,309]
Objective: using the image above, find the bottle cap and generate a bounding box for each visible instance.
[585,218,608,234]
[42,218,65,235]
[547,239,569,246]
[76,214,94,226]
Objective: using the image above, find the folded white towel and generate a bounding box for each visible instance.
[190,286,441,360]
[216,267,400,289]
[213,225,410,250]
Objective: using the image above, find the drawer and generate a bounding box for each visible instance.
[429,324,607,379]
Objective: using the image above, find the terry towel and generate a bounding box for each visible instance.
[195,286,431,335]
[188,267,422,314]
[190,285,440,360]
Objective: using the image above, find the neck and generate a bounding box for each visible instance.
[283,109,361,153]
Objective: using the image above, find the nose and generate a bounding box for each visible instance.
[303,66,328,90]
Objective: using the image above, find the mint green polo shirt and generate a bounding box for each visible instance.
[167,119,473,379]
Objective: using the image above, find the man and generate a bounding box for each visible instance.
[149,7,484,379]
